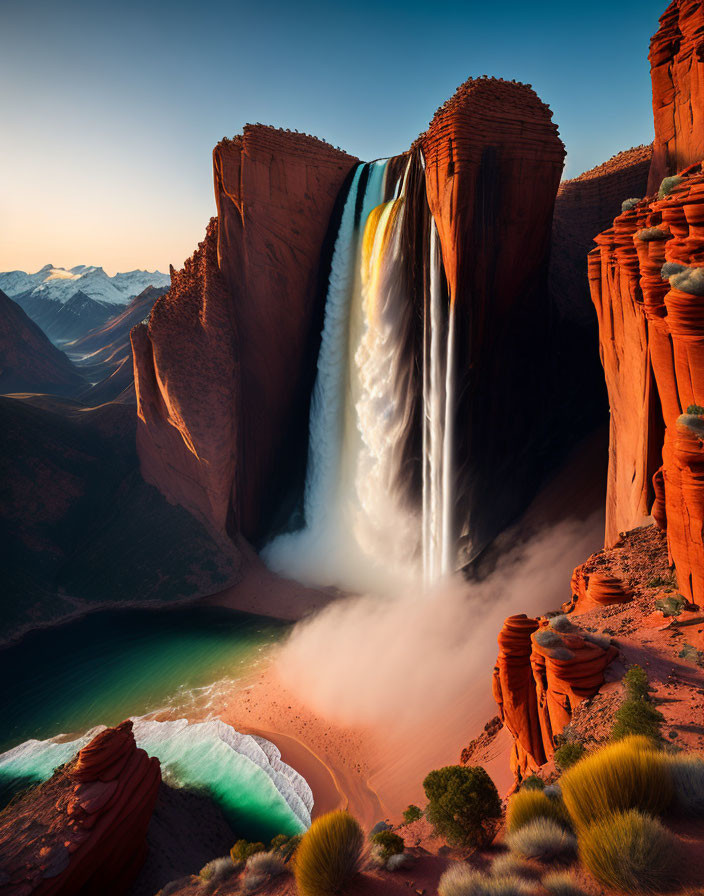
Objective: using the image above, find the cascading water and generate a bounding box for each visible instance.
[264,155,457,593]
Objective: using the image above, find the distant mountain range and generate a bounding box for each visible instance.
[0,264,170,344]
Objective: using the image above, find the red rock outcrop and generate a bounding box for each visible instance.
[648,0,704,193]
[589,163,704,603]
[567,567,633,615]
[0,721,160,896]
[0,289,86,397]
[493,614,617,778]
[133,128,357,539]
[420,78,566,561]
[550,146,653,323]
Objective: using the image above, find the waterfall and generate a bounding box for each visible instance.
[264,156,456,593]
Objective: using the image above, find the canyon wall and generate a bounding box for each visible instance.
[0,721,160,895]
[132,129,357,539]
[421,78,566,562]
[648,0,704,193]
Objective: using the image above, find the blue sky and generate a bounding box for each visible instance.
[0,0,665,273]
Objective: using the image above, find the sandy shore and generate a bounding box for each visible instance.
[180,656,513,830]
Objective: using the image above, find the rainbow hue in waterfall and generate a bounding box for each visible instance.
[264,156,458,592]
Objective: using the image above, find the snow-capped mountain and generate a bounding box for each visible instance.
[0,264,170,345]
[0,264,170,307]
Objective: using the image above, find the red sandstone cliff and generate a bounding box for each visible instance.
[420,78,566,561]
[0,721,160,896]
[550,146,653,323]
[648,0,704,193]
[132,128,357,539]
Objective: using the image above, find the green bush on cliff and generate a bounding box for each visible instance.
[520,774,545,791]
[230,839,266,864]
[687,404,704,416]
[554,741,586,771]
[621,197,641,212]
[622,664,651,701]
[423,765,502,848]
[658,175,684,198]
[402,804,423,824]
[370,829,404,860]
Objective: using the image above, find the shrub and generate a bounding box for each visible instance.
[647,574,677,589]
[490,853,536,878]
[560,737,673,829]
[664,264,704,296]
[662,752,704,814]
[294,811,364,896]
[199,856,236,886]
[622,664,651,701]
[541,870,588,896]
[678,642,704,666]
[658,175,684,198]
[245,850,287,877]
[548,615,577,633]
[612,697,665,742]
[269,833,301,860]
[622,197,641,212]
[370,830,404,859]
[402,804,423,824]
[386,852,414,871]
[687,404,704,416]
[230,839,266,864]
[506,789,571,833]
[579,809,681,893]
[423,765,501,848]
[520,774,544,791]
[636,227,669,241]
[438,863,533,896]
[506,818,577,862]
[655,594,687,617]
[534,629,563,648]
[554,742,586,771]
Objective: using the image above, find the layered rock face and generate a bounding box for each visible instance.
[589,164,704,602]
[550,146,653,324]
[420,78,566,561]
[133,129,357,539]
[648,0,704,193]
[0,721,160,896]
[493,614,617,778]
[0,289,86,397]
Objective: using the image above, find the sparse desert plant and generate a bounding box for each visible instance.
[520,774,545,791]
[655,594,688,617]
[534,629,563,648]
[578,809,681,893]
[662,264,704,296]
[230,839,266,864]
[438,863,533,896]
[490,852,537,879]
[687,404,704,417]
[678,642,704,666]
[560,736,673,829]
[541,870,588,896]
[548,615,577,633]
[245,850,287,878]
[506,818,577,863]
[658,175,684,198]
[622,197,641,212]
[506,788,571,833]
[611,696,665,742]
[269,833,289,851]
[661,752,704,814]
[386,851,414,871]
[647,574,677,590]
[199,856,237,887]
[636,226,669,240]
[370,829,404,860]
[423,765,502,848]
[622,664,651,700]
[402,803,423,824]
[554,741,586,771]
[269,833,301,860]
[294,811,364,896]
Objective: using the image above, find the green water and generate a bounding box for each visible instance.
[0,606,307,839]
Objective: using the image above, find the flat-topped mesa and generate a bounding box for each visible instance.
[0,721,160,896]
[589,161,704,601]
[132,127,358,539]
[648,0,704,193]
[420,77,566,562]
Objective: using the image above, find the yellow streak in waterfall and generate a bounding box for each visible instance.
[361,198,404,327]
